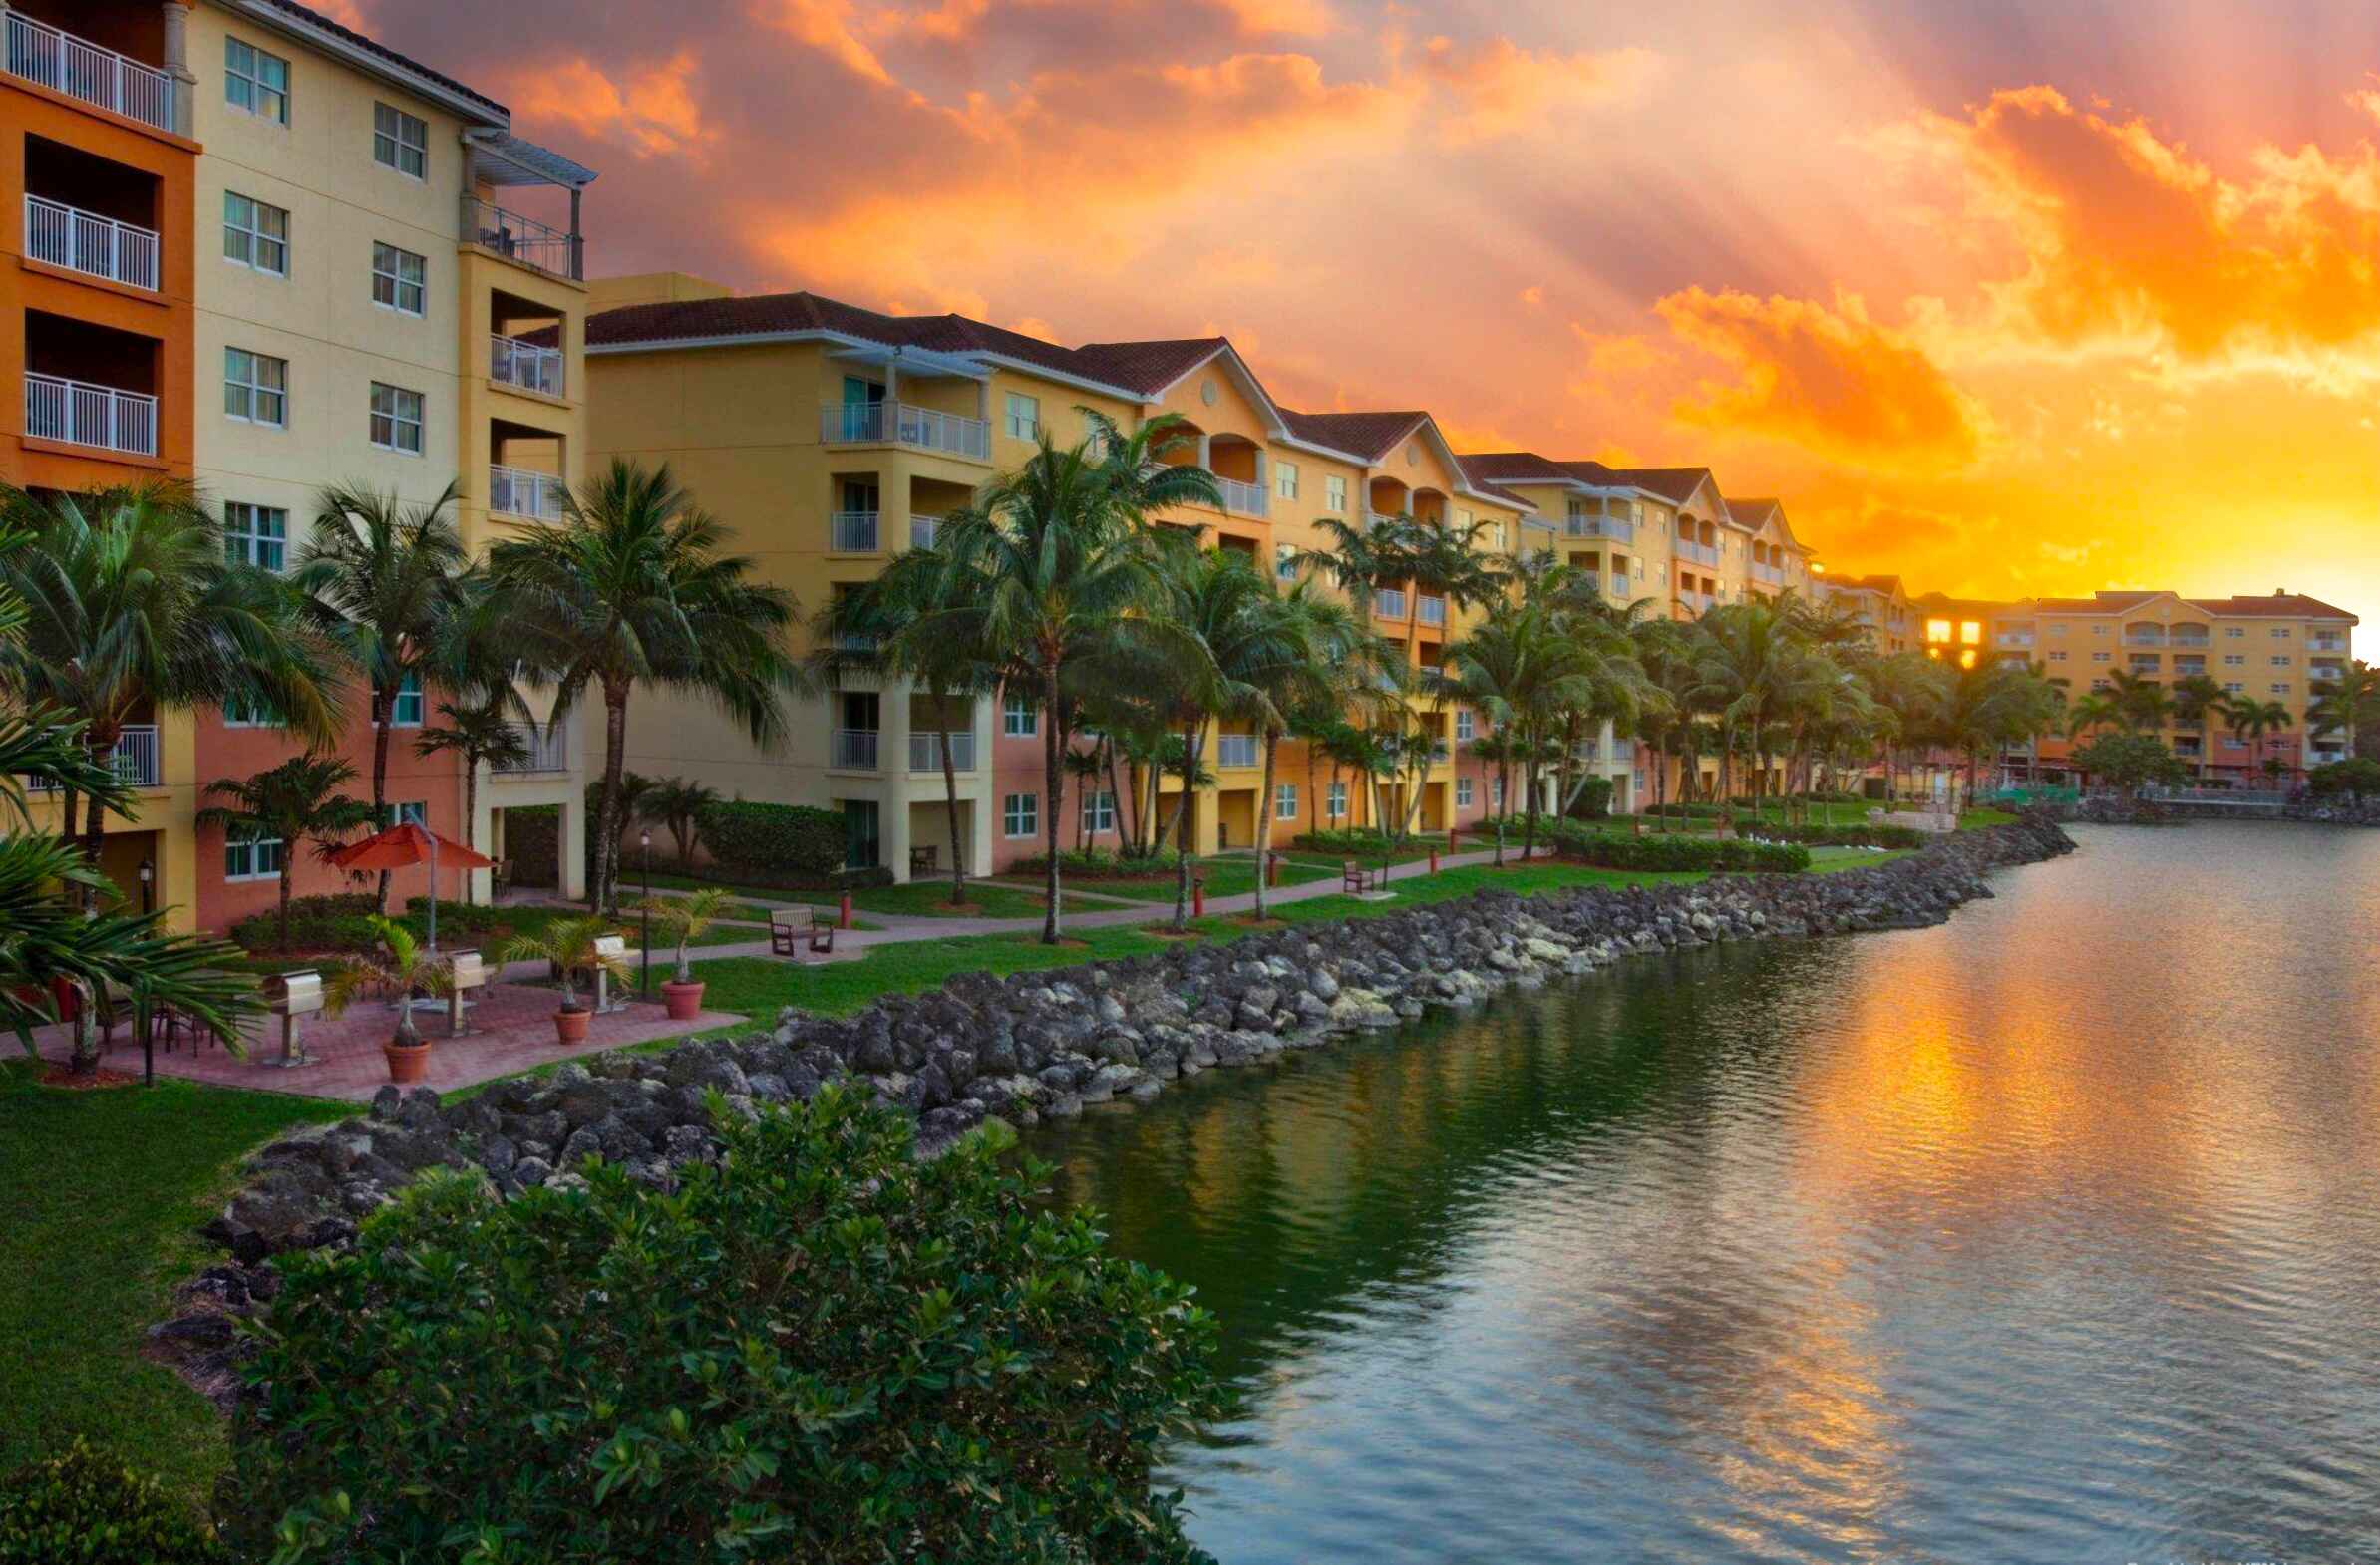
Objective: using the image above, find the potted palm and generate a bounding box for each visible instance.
[638,887,730,1020]
[500,913,629,1044]
[322,915,455,1085]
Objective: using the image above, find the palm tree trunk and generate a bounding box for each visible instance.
[594,685,630,915]
[1106,744,1128,856]
[1041,664,1064,944]
[1169,723,1199,931]
[1520,728,1541,862]
[1253,731,1279,921]
[371,688,395,911]
[77,727,118,911]
[937,689,967,907]
[278,858,295,950]
[461,767,480,908]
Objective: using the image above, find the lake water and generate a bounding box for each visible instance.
[1037,822,2380,1564]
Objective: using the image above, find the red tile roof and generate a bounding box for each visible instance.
[1277,409,1430,463]
[248,0,508,117]
[1603,467,1715,506]
[2184,592,2357,621]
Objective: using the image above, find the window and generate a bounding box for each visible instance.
[224,833,284,881]
[1274,543,1298,581]
[2224,626,2245,638]
[2271,655,2293,668]
[371,242,426,315]
[1275,783,1298,821]
[1487,522,1505,551]
[1456,777,1475,808]
[225,38,289,123]
[2224,654,2245,666]
[1492,777,1505,808]
[2091,624,2108,636]
[1326,781,1347,819]
[1082,790,1117,834]
[1325,475,1347,513]
[2091,651,2111,663]
[222,693,281,728]
[1455,709,1475,742]
[2224,682,2245,695]
[386,800,428,826]
[224,348,286,426]
[222,192,288,275]
[2047,650,2068,663]
[2270,683,2292,697]
[2048,623,2067,637]
[223,503,287,571]
[1003,792,1038,838]
[1004,393,1039,441]
[1275,461,1300,500]
[2272,627,2292,639]
[369,382,424,454]
[1002,694,1037,738]
[373,103,428,178]
[391,672,424,727]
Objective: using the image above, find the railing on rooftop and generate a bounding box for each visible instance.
[24,373,156,456]
[490,333,564,397]
[25,195,158,290]
[820,400,991,461]
[4,13,173,130]
[461,195,582,280]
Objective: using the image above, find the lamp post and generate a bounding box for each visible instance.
[135,858,157,1085]
[638,828,653,1000]
[137,856,154,916]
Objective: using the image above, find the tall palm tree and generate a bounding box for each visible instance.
[489,461,804,913]
[636,776,720,874]
[411,699,531,904]
[2169,673,2226,782]
[195,754,376,948]
[2307,660,2377,761]
[2104,667,2172,735]
[1243,579,1369,921]
[1692,598,1801,822]
[2221,696,2293,785]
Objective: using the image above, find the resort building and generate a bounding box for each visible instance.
[580,277,1536,879]
[1913,591,2006,669]
[1725,498,1817,600]
[1820,573,1916,654]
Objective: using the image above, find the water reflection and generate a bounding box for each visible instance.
[1037,823,2380,1564]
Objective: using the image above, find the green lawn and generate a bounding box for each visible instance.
[1014,855,1342,904]
[644,869,1049,921]
[0,1061,349,1508]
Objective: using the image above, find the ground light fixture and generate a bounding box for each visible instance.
[639,829,653,999]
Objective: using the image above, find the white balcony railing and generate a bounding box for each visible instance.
[490,333,564,397]
[1374,587,1409,620]
[24,373,156,456]
[4,13,174,130]
[1995,633,2035,648]
[2311,635,2349,653]
[462,195,582,280]
[30,725,161,791]
[830,729,880,770]
[1214,475,1268,518]
[2124,629,2166,646]
[493,722,568,774]
[909,514,941,549]
[907,730,976,773]
[2170,631,2210,648]
[1752,561,1784,586]
[1417,595,1447,627]
[489,464,566,521]
[820,401,992,461]
[829,510,879,552]
[25,195,159,291]
[1215,734,1259,769]
[1565,513,1635,543]
[1677,539,1719,567]
[1364,510,1399,531]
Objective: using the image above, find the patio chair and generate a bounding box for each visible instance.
[1342,859,1372,894]
[770,905,835,959]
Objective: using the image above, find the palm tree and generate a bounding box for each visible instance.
[195,754,376,950]
[2169,673,2226,781]
[292,481,468,906]
[1692,598,1801,823]
[1241,579,1369,921]
[2307,661,2377,761]
[489,461,804,913]
[2221,696,2292,785]
[411,700,531,904]
[637,776,720,874]
[499,912,630,1018]
[925,414,1219,943]
[2104,667,2172,735]
[1062,743,1110,851]
[2063,690,2123,741]
[321,914,455,1058]
[0,483,340,892]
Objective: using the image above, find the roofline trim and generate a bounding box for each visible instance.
[219,0,510,126]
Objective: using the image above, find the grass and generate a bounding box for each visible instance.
[0,1060,349,1508]
[1012,855,1342,904]
[644,869,1049,921]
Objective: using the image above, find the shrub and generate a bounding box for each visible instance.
[2308,757,2380,800]
[1568,776,1614,819]
[0,1440,225,1564]
[1548,822,1809,873]
[694,799,848,880]
[1641,802,1725,820]
[223,1090,1229,1565]
[1291,827,1447,854]
[228,892,379,955]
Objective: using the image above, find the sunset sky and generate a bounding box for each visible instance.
[345,0,2380,620]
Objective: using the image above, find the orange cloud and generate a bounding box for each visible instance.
[1415,36,1661,145]
[1655,287,1987,472]
[510,52,713,159]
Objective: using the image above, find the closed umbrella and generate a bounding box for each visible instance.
[326,822,495,962]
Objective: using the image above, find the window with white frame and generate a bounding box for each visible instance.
[392,672,423,727]
[1325,475,1347,513]
[1456,777,1474,808]
[223,348,286,426]
[2224,681,2245,695]
[1487,522,1505,551]
[222,192,288,275]
[2224,654,2245,666]
[2271,655,2292,667]
[1275,461,1299,500]
[224,833,284,881]
[2091,624,2108,636]
[2224,626,2245,638]
[223,503,287,571]
[1455,709,1475,742]
[1002,693,1037,738]
[1004,393,1039,441]
[369,382,424,454]
[373,103,428,177]
[1275,783,1297,820]
[225,38,289,123]
[1275,543,1297,581]
[2091,651,2111,663]
[371,242,426,315]
[1492,777,1505,807]
[1003,792,1038,838]
[1325,780,1347,818]
[1081,790,1116,834]
[222,692,282,728]
[2272,627,2292,639]
[385,800,428,827]
[2270,683,2292,696]
[2047,650,2067,663]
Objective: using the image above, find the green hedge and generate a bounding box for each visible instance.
[227,892,380,955]
[1568,776,1614,819]
[1642,802,1726,819]
[0,1441,226,1564]
[694,799,847,879]
[1549,823,1809,873]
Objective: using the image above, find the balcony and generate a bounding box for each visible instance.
[1995,632,2034,648]
[829,510,880,552]
[24,372,155,456]
[1364,510,1399,531]
[1214,475,1268,518]
[489,464,565,521]
[2311,635,2349,653]
[1215,734,1259,770]
[830,729,879,771]
[2311,662,2345,682]
[24,195,158,291]
[29,725,160,790]
[1565,513,1635,543]
[493,722,568,775]
[2173,659,2207,676]
[909,514,941,549]
[907,730,976,773]
[1374,587,1409,620]
[2311,745,2349,765]
[820,401,991,462]
[461,195,583,281]
[2124,628,2166,646]
[1677,539,1719,567]
[2170,630,2210,648]
[490,333,564,398]
[3,13,174,131]
[1417,595,1447,627]
[1752,561,1784,586]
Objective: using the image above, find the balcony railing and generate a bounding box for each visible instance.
[1752,561,1784,586]
[2124,629,2166,646]
[1374,587,1409,620]
[907,730,976,773]
[1215,476,1268,518]
[493,722,568,774]
[461,195,583,280]
[490,333,564,397]
[1677,539,1719,566]
[820,401,991,461]
[2170,631,2210,648]
[29,725,160,791]
[1215,734,1259,769]
[25,195,159,291]
[1565,513,1635,543]
[1995,632,2035,648]
[489,464,566,521]
[2173,660,2207,676]
[1363,510,1399,531]
[1417,595,1447,627]
[2311,663,2346,681]
[4,13,174,131]
[909,514,941,549]
[829,510,879,552]
[830,729,879,770]
[24,373,156,456]
[2311,635,2349,652]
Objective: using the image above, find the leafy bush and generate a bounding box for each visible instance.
[227,892,379,955]
[694,799,848,880]
[1291,827,1447,853]
[1641,802,1726,819]
[224,1090,1228,1565]
[1548,822,1809,873]
[1568,776,1614,819]
[0,1440,226,1564]
[400,898,519,936]
[2308,757,2380,799]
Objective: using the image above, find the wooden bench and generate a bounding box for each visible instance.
[770,905,837,959]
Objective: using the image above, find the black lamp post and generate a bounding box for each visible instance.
[137,856,154,916]
[638,828,653,1000]
[136,858,156,1086]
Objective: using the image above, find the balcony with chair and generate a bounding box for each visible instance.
[821,400,991,462]
[4,10,174,131]
[490,332,564,398]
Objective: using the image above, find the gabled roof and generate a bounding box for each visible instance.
[1073,338,1231,397]
[1726,496,1808,554]
[1458,452,1660,498]
[1832,573,1906,596]
[1277,410,1430,464]
[229,0,510,120]
[1603,467,1717,509]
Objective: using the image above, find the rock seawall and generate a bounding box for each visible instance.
[153,814,2075,1404]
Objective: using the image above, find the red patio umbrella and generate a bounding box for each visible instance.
[327,822,493,960]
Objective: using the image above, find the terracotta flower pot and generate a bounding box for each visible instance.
[554,1006,593,1045]
[660,979,706,1021]
[384,1038,432,1085]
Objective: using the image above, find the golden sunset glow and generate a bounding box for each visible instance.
[351,0,2380,621]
